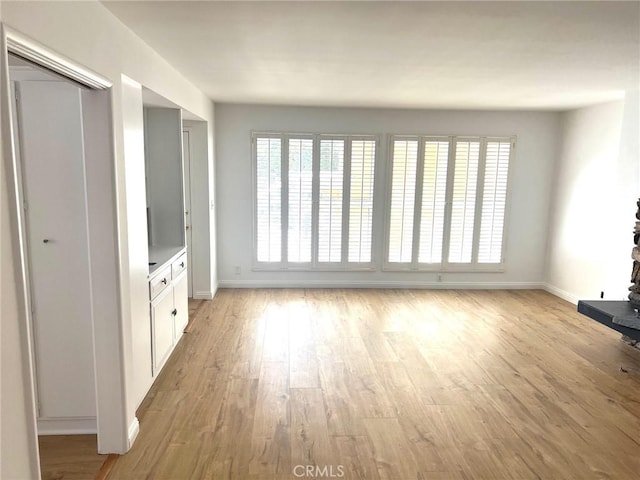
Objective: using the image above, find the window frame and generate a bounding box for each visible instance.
[252,132,283,269]
[383,134,515,273]
[252,131,379,272]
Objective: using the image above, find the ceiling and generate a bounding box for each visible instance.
[103,1,640,111]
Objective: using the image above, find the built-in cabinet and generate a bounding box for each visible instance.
[143,105,188,384]
[150,252,188,375]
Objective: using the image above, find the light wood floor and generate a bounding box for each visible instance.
[39,435,109,480]
[106,289,640,479]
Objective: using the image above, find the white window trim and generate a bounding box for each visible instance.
[383,134,515,273]
[252,131,379,272]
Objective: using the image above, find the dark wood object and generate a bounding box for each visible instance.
[577,300,640,342]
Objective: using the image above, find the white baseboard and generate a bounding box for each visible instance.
[127,417,140,449]
[218,279,545,290]
[193,291,214,300]
[543,283,579,304]
[37,416,96,435]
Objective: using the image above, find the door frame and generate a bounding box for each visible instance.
[1,25,129,461]
[182,127,194,297]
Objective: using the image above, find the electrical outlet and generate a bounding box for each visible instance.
[234,266,241,275]
[437,274,443,282]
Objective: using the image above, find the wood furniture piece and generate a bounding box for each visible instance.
[577,300,640,342]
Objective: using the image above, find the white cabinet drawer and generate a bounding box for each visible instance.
[171,253,187,279]
[149,265,171,300]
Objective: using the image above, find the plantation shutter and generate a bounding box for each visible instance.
[348,140,376,263]
[418,140,449,264]
[388,139,418,263]
[478,140,511,263]
[255,137,282,262]
[288,138,313,263]
[318,139,345,262]
[448,140,480,263]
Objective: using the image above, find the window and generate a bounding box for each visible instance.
[255,136,282,263]
[388,139,418,263]
[287,137,313,263]
[419,139,449,264]
[386,135,513,270]
[318,139,344,263]
[348,140,376,263]
[253,133,377,269]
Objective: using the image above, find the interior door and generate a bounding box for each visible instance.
[182,129,193,297]
[16,80,96,418]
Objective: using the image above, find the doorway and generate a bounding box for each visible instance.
[182,118,209,300]
[10,55,97,433]
[3,30,127,469]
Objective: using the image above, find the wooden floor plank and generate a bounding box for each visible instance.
[290,388,332,468]
[362,417,420,480]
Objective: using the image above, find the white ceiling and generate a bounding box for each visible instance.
[103,1,640,111]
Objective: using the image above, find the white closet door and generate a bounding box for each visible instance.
[17,81,96,419]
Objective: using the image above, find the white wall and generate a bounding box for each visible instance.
[1,13,42,479]
[546,92,640,303]
[216,104,560,288]
[0,0,216,467]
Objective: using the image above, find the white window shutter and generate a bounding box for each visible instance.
[448,140,480,263]
[255,137,282,262]
[318,139,345,262]
[288,138,313,263]
[418,140,448,264]
[388,139,418,263]
[478,140,511,263]
[348,140,376,263]
[255,132,511,271]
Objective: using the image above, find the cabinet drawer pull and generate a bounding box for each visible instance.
[162,278,167,285]
[180,262,184,268]
[171,309,177,316]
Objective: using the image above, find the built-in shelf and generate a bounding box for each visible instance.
[577,300,640,342]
